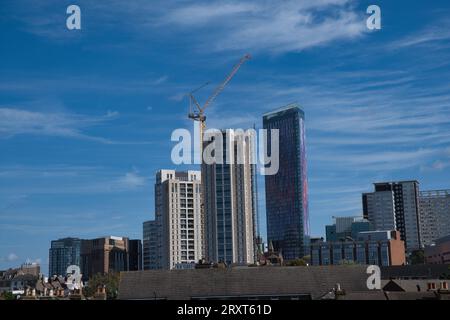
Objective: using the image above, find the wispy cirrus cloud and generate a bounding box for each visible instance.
[312,148,441,171]
[152,75,169,85]
[0,74,172,94]
[0,165,149,196]
[162,2,258,26]
[0,107,154,145]
[0,107,117,143]
[158,0,366,54]
[5,0,367,54]
[390,21,450,50]
[197,54,450,174]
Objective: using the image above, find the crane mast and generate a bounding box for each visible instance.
[187,54,251,261]
[188,54,251,157]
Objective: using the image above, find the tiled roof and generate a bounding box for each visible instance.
[384,291,439,300]
[381,264,450,279]
[13,274,37,282]
[337,291,387,300]
[382,279,442,292]
[119,265,372,300]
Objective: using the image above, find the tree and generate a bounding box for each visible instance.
[339,259,356,265]
[84,273,120,300]
[286,258,308,266]
[0,292,15,300]
[410,250,425,265]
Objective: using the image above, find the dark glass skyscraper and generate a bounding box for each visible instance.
[49,237,82,277]
[128,239,143,271]
[263,104,309,260]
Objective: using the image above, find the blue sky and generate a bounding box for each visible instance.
[1,0,450,273]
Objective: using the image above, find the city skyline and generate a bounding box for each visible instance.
[1,0,450,273]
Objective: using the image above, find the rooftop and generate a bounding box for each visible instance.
[119,265,373,300]
[262,103,303,118]
[373,180,419,185]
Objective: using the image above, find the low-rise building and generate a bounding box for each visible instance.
[0,263,41,294]
[325,216,373,242]
[80,236,142,280]
[425,235,450,264]
[310,230,405,266]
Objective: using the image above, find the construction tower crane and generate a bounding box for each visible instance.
[187,54,251,262]
[188,54,251,156]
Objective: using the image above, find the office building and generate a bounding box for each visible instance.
[363,181,421,252]
[419,190,450,247]
[263,104,309,260]
[311,230,405,267]
[425,235,450,264]
[49,237,82,277]
[80,236,139,279]
[325,216,373,242]
[128,239,143,271]
[204,130,257,265]
[143,220,160,270]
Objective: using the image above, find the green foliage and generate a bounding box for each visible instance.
[439,273,450,280]
[84,273,120,300]
[410,250,425,265]
[286,258,308,266]
[1,292,15,300]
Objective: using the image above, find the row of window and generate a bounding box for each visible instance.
[311,243,391,266]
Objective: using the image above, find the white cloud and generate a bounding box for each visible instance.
[7,253,19,262]
[169,93,185,102]
[0,108,115,143]
[420,160,450,172]
[391,23,450,49]
[160,0,366,54]
[163,2,259,26]
[432,161,447,170]
[312,148,441,172]
[118,172,147,188]
[0,165,149,196]
[6,0,366,55]
[0,253,19,263]
[106,110,120,118]
[26,258,41,265]
[153,76,169,85]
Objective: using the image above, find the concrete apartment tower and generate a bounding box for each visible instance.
[144,170,203,270]
[419,189,450,247]
[363,181,421,252]
[204,130,257,265]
